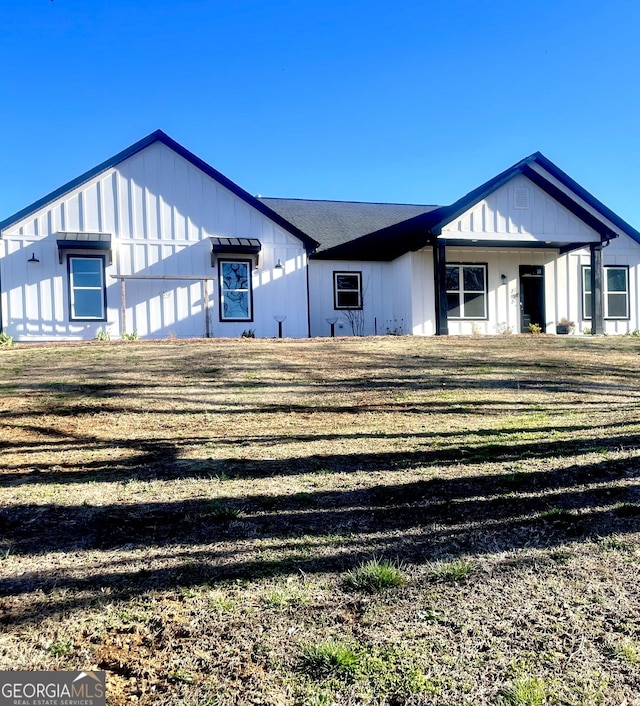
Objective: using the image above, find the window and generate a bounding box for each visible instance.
[446,264,487,319]
[333,271,362,309]
[68,256,106,320]
[219,259,253,321]
[582,266,629,319]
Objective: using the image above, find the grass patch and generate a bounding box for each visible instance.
[428,558,474,583]
[207,501,242,521]
[614,502,640,518]
[1,336,639,704]
[500,675,548,706]
[300,640,361,681]
[540,507,578,523]
[48,639,74,657]
[344,557,406,592]
[606,638,639,665]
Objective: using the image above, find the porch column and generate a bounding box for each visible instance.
[590,243,604,335]
[119,278,127,334]
[203,278,210,338]
[434,241,448,335]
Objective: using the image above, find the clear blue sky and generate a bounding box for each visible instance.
[1,0,639,226]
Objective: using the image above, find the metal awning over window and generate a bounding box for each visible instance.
[210,237,262,268]
[210,237,262,254]
[57,232,112,264]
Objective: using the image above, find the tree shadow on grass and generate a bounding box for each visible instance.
[1,454,638,625]
[2,417,640,487]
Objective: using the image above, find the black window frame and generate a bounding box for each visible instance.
[333,271,363,310]
[67,255,107,322]
[218,258,254,322]
[581,265,630,320]
[445,263,488,320]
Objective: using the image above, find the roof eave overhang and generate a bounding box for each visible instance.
[311,230,436,261]
[438,237,610,252]
[0,131,320,253]
[428,153,639,245]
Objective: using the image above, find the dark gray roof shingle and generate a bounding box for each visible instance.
[261,198,439,253]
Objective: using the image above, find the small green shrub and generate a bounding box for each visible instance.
[528,323,542,335]
[121,331,138,341]
[344,557,406,592]
[241,329,255,338]
[611,638,639,664]
[95,327,110,341]
[48,639,74,656]
[428,558,473,583]
[263,583,310,609]
[0,332,13,347]
[501,675,548,706]
[208,589,235,613]
[300,640,360,680]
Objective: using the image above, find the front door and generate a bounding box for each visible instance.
[519,266,545,332]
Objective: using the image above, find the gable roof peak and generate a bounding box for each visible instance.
[0,130,319,250]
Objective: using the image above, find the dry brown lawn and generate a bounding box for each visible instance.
[0,335,639,705]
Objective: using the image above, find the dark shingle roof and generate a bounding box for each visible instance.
[261,198,439,253]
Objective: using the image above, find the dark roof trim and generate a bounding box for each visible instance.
[531,152,640,243]
[441,238,596,250]
[521,165,619,239]
[0,131,319,252]
[311,217,436,261]
[210,237,262,254]
[426,152,640,243]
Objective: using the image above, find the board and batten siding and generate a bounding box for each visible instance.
[408,249,436,336]
[308,252,436,337]
[0,142,310,340]
[442,246,556,335]
[440,174,601,245]
[308,260,403,336]
[564,235,640,335]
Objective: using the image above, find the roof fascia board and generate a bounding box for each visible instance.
[525,161,636,241]
[155,133,318,252]
[0,131,319,252]
[428,156,536,235]
[520,166,618,240]
[430,152,639,245]
[533,154,640,242]
[0,131,163,234]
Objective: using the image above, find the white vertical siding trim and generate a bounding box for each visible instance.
[441,175,601,244]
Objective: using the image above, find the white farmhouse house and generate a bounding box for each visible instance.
[1,130,639,340]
